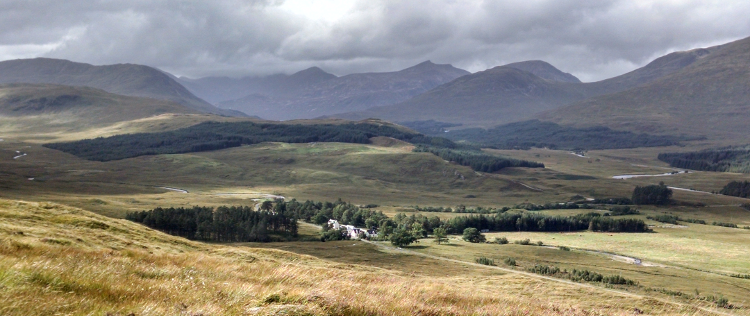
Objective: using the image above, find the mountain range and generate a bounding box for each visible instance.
[337,46,726,128]
[179,61,469,120]
[1,35,748,141]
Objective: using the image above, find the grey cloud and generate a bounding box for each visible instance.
[0,0,748,80]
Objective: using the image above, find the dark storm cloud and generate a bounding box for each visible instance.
[0,0,748,81]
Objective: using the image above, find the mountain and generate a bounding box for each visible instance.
[0,83,199,131]
[183,61,469,120]
[176,66,337,104]
[339,47,719,127]
[539,36,750,140]
[338,66,586,127]
[504,60,581,83]
[0,83,198,119]
[0,58,243,117]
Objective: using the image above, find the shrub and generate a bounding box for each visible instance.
[504,257,516,266]
[494,237,509,244]
[515,238,531,245]
[712,222,738,228]
[528,265,560,276]
[558,246,570,251]
[475,257,495,266]
[647,214,680,225]
[536,241,544,246]
[608,206,639,216]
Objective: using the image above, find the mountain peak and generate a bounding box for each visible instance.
[291,66,336,81]
[503,60,581,83]
[399,60,470,76]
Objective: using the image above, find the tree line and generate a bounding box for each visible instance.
[44,121,461,162]
[126,205,298,242]
[720,181,750,198]
[658,146,750,173]
[413,145,544,172]
[441,120,690,150]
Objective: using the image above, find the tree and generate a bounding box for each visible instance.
[632,182,673,205]
[433,227,448,244]
[390,229,417,247]
[260,200,274,212]
[462,227,486,243]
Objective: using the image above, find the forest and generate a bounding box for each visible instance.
[44,121,459,161]
[413,145,544,172]
[720,181,750,198]
[126,205,298,242]
[441,120,690,150]
[128,198,651,244]
[440,212,650,234]
[658,145,750,173]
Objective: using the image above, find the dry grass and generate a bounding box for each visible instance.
[0,199,719,316]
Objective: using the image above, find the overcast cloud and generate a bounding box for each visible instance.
[1,0,748,81]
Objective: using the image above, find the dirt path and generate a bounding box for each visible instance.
[359,239,734,316]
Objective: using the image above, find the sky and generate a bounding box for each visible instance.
[1,0,749,82]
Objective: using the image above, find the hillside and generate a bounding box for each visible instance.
[1,198,716,315]
[0,83,203,136]
[196,61,469,120]
[338,46,719,127]
[339,66,587,127]
[540,36,750,139]
[0,58,243,117]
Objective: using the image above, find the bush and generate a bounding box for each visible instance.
[528,265,560,276]
[504,257,516,266]
[494,237,509,244]
[712,222,738,228]
[515,238,531,245]
[536,241,544,246]
[608,206,639,216]
[558,246,571,251]
[475,257,495,266]
[647,214,680,225]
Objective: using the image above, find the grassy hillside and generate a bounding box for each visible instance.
[540,36,750,140]
[0,58,242,116]
[0,199,734,315]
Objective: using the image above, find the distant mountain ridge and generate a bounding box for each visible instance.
[337,45,723,127]
[0,58,243,117]
[181,61,469,120]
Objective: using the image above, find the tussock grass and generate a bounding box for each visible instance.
[0,199,715,315]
